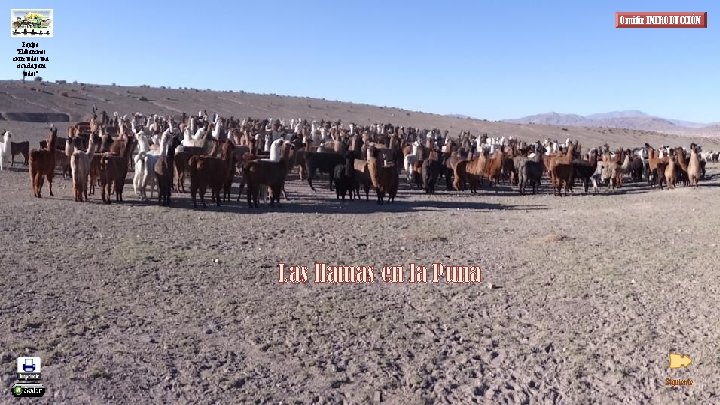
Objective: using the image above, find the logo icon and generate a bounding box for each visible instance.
[16,357,41,374]
[668,353,692,369]
[10,383,45,397]
[16,357,42,381]
[10,9,53,37]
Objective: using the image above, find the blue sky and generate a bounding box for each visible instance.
[2,1,718,122]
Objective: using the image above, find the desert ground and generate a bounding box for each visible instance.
[2,81,720,403]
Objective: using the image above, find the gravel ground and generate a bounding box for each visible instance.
[1,143,719,403]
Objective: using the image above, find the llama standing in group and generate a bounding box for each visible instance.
[137,129,170,201]
[70,135,97,202]
[688,145,702,187]
[29,127,58,198]
[0,131,10,171]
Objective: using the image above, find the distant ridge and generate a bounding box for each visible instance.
[503,110,714,133]
[586,110,650,120]
[444,113,477,120]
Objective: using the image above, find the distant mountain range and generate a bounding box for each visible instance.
[443,113,477,120]
[502,110,718,133]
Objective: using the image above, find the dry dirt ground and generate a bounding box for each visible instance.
[2,127,720,403]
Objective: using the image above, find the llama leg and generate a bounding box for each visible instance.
[307,170,316,191]
[174,167,181,193]
[237,179,245,203]
[133,170,141,196]
[31,173,37,197]
[149,178,156,199]
[47,172,54,196]
[144,170,152,199]
[141,164,151,200]
[282,186,290,201]
[37,174,44,198]
[274,184,282,205]
[133,162,141,197]
[179,170,186,193]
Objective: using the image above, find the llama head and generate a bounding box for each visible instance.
[367,145,376,160]
[2,131,10,142]
[280,142,292,159]
[170,134,182,150]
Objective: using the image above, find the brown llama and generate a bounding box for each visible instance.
[28,127,57,198]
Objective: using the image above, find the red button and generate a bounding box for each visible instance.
[616,12,707,28]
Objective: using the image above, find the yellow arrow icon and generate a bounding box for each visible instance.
[668,353,692,369]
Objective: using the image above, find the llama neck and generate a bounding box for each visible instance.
[48,133,57,151]
[65,137,74,156]
[209,141,218,156]
[690,150,699,163]
[138,135,149,152]
[87,139,96,160]
[159,134,168,156]
[345,161,353,177]
[123,138,135,161]
[676,151,688,169]
[167,140,177,162]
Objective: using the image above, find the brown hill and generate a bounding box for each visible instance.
[1,80,719,150]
